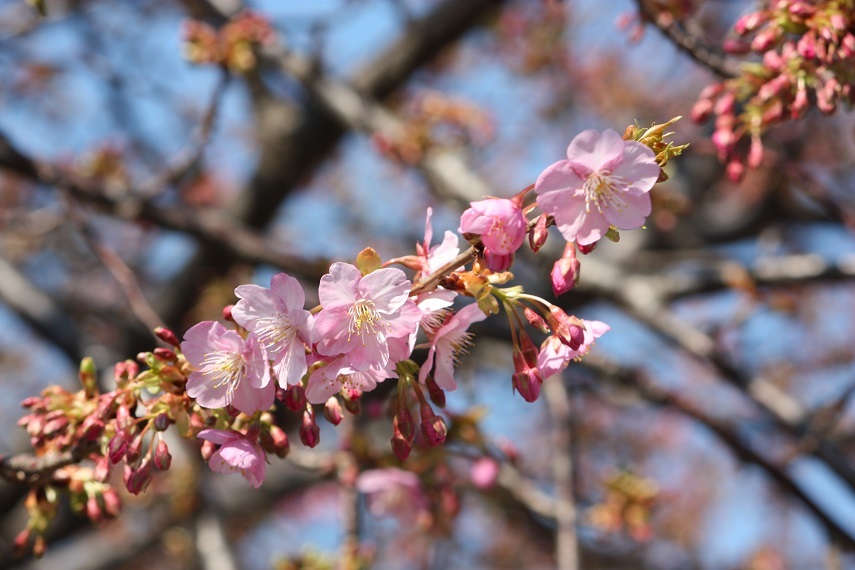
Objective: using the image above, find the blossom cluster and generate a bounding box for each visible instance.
[9,123,683,556]
[691,0,855,180]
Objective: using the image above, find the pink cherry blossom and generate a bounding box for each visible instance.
[232,273,313,388]
[198,429,266,488]
[418,302,488,391]
[534,129,660,246]
[314,263,422,371]
[421,207,461,276]
[355,468,428,521]
[537,319,610,379]
[181,321,274,414]
[551,242,580,297]
[305,355,398,404]
[459,198,526,268]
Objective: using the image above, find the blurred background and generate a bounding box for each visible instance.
[1,0,855,568]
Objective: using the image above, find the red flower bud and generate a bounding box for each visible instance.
[420,413,448,446]
[86,496,103,524]
[124,459,152,495]
[425,376,446,409]
[299,408,320,448]
[551,242,580,297]
[283,384,307,412]
[154,438,172,470]
[576,241,597,255]
[153,347,177,362]
[548,306,584,350]
[529,213,549,253]
[154,326,181,347]
[108,432,128,464]
[102,488,122,518]
[323,397,343,426]
[222,304,235,322]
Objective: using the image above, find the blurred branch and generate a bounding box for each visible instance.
[0,129,328,277]
[634,0,740,79]
[0,255,82,362]
[0,441,97,486]
[543,378,579,570]
[585,352,855,551]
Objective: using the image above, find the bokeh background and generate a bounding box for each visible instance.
[1,0,855,568]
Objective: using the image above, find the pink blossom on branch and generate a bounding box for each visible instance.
[537,319,610,379]
[534,129,659,246]
[418,302,488,391]
[198,429,267,488]
[459,197,526,271]
[231,273,313,388]
[180,321,274,414]
[314,262,422,371]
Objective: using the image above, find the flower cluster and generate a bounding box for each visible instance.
[183,11,273,72]
[692,0,855,180]
[9,122,683,557]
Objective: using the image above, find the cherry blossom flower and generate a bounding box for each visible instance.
[355,468,428,522]
[537,319,610,379]
[418,302,488,391]
[231,273,313,387]
[459,198,526,270]
[305,355,397,404]
[198,429,266,488]
[421,207,461,276]
[314,263,422,371]
[534,129,659,246]
[181,321,274,414]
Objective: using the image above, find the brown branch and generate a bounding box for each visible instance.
[0,441,97,486]
[634,0,740,79]
[585,352,855,551]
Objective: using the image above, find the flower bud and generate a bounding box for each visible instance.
[125,459,153,495]
[420,413,448,446]
[391,431,412,461]
[102,488,122,518]
[299,408,320,448]
[13,529,31,557]
[108,432,128,464]
[747,135,764,169]
[396,405,416,443]
[79,357,99,398]
[154,438,172,470]
[548,306,584,350]
[342,387,362,415]
[283,384,307,412]
[114,360,139,385]
[528,213,549,253]
[153,412,171,432]
[125,432,144,465]
[94,455,111,482]
[222,304,234,322]
[153,347,177,362]
[576,241,597,255]
[551,243,580,297]
[323,397,343,426]
[425,376,446,408]
[269,425,290,458]
[726,158,745,183]
[200,440,216,462]
[86,496,103,524]
[512,369,543,402]
[524,307,550,333]
[79,415,104,441]
[154,326,180,347]
[483,250,513,272]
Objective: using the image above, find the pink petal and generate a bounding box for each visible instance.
[198,429,238,445]
[270,273,306,312]
[186,370,232,409]
[535,160,586,194]
[231,377,275,414]
[232,284,275,329]
[458,207,492,235]
[612,141,660,195]
[574,209,610,246]
[601,190,651,230]
[273,339,309,387]
[537,189,588,244]
[361,267,411,312]
[423,207,434,249]
[566,129,624,172]
[318,262,361,308]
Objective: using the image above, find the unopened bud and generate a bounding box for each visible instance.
[79,415,104,441]
[356,247,382,275]
[94,455,110,482]
[153,347,177,362]
[483,249,513,272]
[154,326,181,347]
[12,529,31,557]
[342,387,362,415]
[425,376,446,408]
[222,304,234,322]
[323,397,343,425]
[551,242,580,297]
[102,488,122,518]
[108,432,128,464]
[114,360,139,385]
[79,357,99,398]
[153,412,171,432]
[21,396,42,409]
[576,241,597,255]
[200,440,216,462]
[391,431,412,461]
[86,496,103,524]
[269,425,290,458]
[396,405,416,442]
[154,438,172,470]
[524,307,550,333]
[420,413,448,446]
[299,408,320,448]
[284,385,307,412]
[512,369,543,402]
[548,306,585,350]
[529,214,549,253]
[125,459,152,495]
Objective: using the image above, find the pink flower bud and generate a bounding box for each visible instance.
[425,376,446,409]
[722,38,750,54]
[551,243,580,297]
[114,360,139,384]
[391,422,412,461]
[751,28,779,52]
[577,241,597,255]
[483,249,514,272]
[830,13,847,31]
[125,459,152,495]
[420,413,448,446]
[713,91,736,116]
[471,457,500,489]
[726,158,746,183]
[283,384,307,412]
[79,415,104,441]
[154,326,181,347]
[734,11,765,35]
[396,405,416,443]
[548,306,584,350]
[153,413,171,432]
[153,347,177,362]
[108,432,128,464]
[323,397,343,426]
[201,440,216,462]
[125,433,144,465]
[222,304,235,322]
[747,136,764,169]
[94,455,110,482]
[797,33,817,58]
[529,213,549,253]
[102,488,122,518]
[269,425,290,458]
[300,409,320,448]
[13,529,31,557]
[512,369,543,402]
[86,496,103,524]
[154,438,172,470]
[690,97,714,123]
[524,307,550,333]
